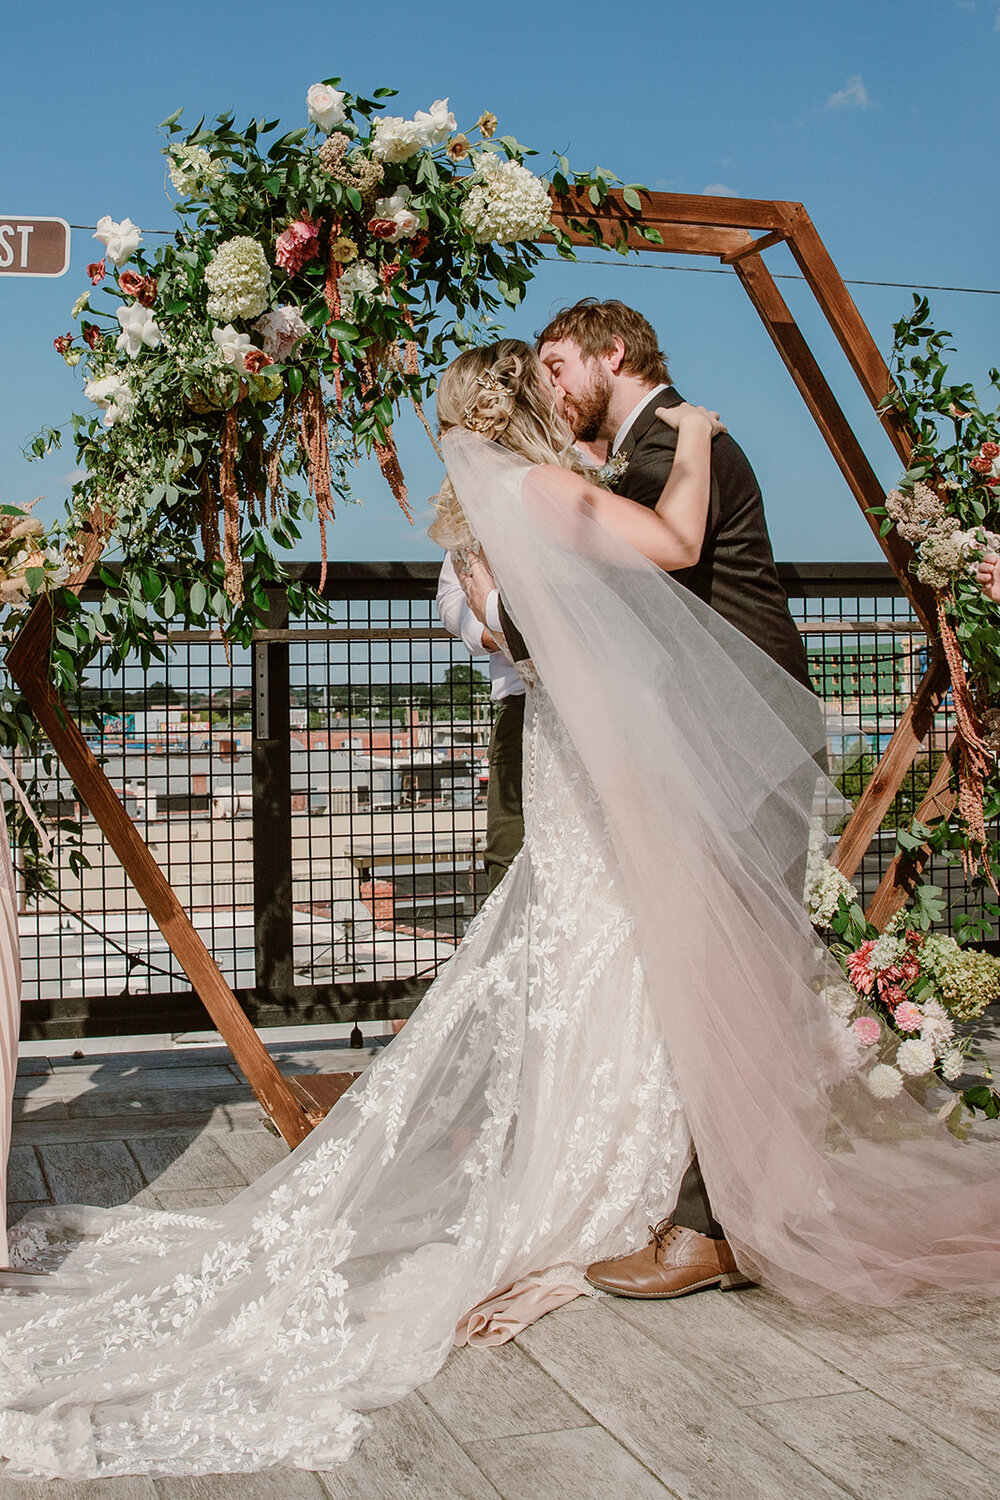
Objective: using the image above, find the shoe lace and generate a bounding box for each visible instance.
[648,1217,682,1262]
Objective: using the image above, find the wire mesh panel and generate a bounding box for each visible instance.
[8,560,995,1041]
[780,564,998,942]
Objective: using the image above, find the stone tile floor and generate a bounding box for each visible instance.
[4,1026,1000,1499]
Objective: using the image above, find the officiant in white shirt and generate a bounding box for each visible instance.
[436,553,526,893]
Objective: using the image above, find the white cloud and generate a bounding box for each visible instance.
[827,74,874,110]
[702,183,735,197]
[60,468,87,485]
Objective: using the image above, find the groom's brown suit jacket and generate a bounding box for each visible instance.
[498,386,813,693]
[611,386,813,689]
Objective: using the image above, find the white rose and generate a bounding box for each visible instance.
[93,215,142,266]
[391,209,420,239]
[116,304,161,358]
[939,1048,964,1082]
[212,324,255,371]
[254,305,310,361]
[413,98,457,147]
[370,115,424,163]
[307,83,347,133]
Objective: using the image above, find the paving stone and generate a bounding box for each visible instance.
[420,1341,592,1443]
[519,1296,852,1500]
[126,1133,253,1192]
[38,1140,144,1207]
[65,1086,253,1119]
[751,1387,998,1499]
[317,1393,503,1499]
[465,1425,670,1499]
[214,1130,289,1182]
[0,1477,159,1498]
[5,1200,51,1228]
[5,1146,47,1203]
[155,1467,327,1498]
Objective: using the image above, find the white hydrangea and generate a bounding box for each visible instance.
[806,863,857,928]
[867,1063,904,1099]
[868,934,902,972]
[169,144,226,197]
[896,1037,936,1077]
[461,153,552,244]
[204,237,271,323]
[338,260,380,321]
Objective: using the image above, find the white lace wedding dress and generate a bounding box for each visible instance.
[0,684,691,1478]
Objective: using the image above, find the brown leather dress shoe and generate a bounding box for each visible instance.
[585,1219,755,1298]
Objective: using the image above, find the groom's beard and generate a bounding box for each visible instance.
[563,365,613,443]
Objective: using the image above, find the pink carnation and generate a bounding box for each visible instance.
[851,1016,881,1047]
[275,216,320,274]
[893,1001,923,1033]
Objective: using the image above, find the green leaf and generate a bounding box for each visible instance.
[190,579,207,616]
[287,366,303,399]
[622,186,642,211]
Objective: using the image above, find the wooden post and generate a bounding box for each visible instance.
[831,657,951,882]
[6,554,315,1148]
[864,747,957,930]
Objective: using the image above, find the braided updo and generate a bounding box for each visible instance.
[429,339,583,549]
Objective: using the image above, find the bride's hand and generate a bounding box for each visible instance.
[457,550,498,625]
[976,551,1000,603]
[655,403,727,439]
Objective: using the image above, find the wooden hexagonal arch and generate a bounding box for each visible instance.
[4,190,948,1142]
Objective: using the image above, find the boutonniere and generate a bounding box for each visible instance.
[591,451,630,489]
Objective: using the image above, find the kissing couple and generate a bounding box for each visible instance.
[2,299,999,1482]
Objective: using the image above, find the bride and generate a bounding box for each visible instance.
[1,341,998,1480]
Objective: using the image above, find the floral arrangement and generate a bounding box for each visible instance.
[0,505,69,608]
[36,77,651,660]
[874,297,1000,887]
[805,832,1000,1127]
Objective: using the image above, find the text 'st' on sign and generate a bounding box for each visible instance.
[0,217,71,277]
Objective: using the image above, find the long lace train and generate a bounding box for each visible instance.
[0,689,690,1478]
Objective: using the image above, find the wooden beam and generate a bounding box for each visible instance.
[832,656,951,881]
[5,549,316,1149]
[551,186,791,233]
[721,229,787,265]
[779,203,914,468]
[864,747,957,931]
[547,206,750,259]
[731,255,938,636]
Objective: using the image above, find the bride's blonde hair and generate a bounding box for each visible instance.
[429,339,583,549]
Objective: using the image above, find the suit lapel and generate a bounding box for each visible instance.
[617,385,682,460]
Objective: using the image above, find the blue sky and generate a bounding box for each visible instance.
[2,0,997,564]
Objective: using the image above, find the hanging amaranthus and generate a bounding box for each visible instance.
[298,380,335,589]
[937,597,996,888]
[219,407,243,605]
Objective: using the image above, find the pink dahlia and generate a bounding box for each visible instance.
[275,216,320,274]
[851,1016,881,1047]
[846,941,875,995]
[893,1001,923,1033]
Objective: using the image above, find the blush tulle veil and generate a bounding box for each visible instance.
[445,428,1000,1305]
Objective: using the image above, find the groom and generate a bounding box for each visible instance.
[530,298,813,1298]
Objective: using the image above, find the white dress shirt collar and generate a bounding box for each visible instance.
[611,383,669,455]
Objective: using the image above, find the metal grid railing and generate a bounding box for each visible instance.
[7,561,996,1040]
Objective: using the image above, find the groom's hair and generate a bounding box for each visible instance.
[536,299,670,385]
